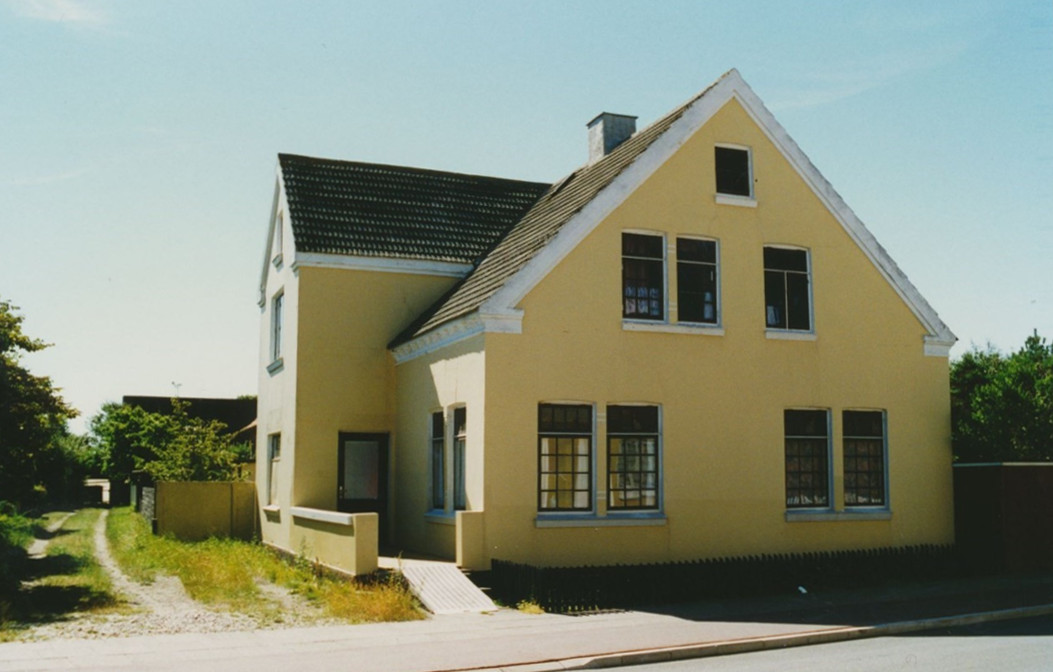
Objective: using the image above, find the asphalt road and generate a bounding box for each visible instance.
[606,614,1053,671]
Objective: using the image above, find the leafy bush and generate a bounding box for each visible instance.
[952,332,1053,462]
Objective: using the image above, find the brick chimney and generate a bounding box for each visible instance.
[587,112,637,164]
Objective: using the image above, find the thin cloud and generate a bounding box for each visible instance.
[7,168,89,186]
[9,0,106,25]
[770,41,970,112]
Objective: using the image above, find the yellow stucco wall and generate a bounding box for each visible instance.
[393,334,486,558]
[470,98,953,566]
[257,240,458,554]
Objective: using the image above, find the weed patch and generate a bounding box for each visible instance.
[107,507,422,623]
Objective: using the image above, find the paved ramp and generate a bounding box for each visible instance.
[385,557,497,614]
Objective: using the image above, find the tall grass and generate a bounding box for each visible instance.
[1,508,121,640]
[107,507,421,623]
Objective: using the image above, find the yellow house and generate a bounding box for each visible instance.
[256,69,957,574]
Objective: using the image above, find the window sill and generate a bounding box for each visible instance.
[535,513,667,528]
[424,511,455,526]
[262,505,280,519]
[785,509,891,523]
[715,194,757,208]
[266,357,284,374]
[765,329,816,341]
[291,506,353,526]
[624,321,724,336]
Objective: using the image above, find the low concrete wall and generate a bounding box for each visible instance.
[155,481,257,541]
[288,507,378,576]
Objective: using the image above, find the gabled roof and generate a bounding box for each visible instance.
[391,69,956,355]
[278,153,550,265]
[389,80,718,347]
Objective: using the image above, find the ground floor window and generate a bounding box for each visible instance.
[538,404,593,511]
[430,411,444,510]
[784,409,830,508]
[268,433,281,505]
[843,410,886,506]
[453,407,467,510]
[607,405,660,509]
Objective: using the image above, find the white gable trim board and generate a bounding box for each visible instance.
[474,69,955,356]
[291,253,473,278]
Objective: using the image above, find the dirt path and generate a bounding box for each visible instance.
[25,512,74,558]
[15,509,334,641]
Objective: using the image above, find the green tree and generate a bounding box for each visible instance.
[0,299,78,505]
[951,332,1053,462]
[90,402,175,482]
[90,399,240,483]
[141,400,239,481]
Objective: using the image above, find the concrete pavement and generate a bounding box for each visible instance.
[2,573,1052,672]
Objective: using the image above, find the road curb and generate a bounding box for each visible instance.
[479,602,1053,672]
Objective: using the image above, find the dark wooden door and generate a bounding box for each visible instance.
[337,433,389,544]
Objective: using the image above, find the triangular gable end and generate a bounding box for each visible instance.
[478,69,956,356]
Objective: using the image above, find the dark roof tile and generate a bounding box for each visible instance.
[279,154,550,265]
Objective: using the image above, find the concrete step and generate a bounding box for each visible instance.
[396,559,498,615]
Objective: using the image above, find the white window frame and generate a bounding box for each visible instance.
[675,236,721,327]
[452,405,467,511]
[842,409,890,510]
[763,245,815,337]
[714,143,756,207]
[621,230,668,324]
[605,403,662,513]
[267,433,281,506]
[784,408,832,510]
[270,290,284,364]
[428,410,445,512]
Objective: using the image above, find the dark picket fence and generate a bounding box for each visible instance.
[488,544,970,612]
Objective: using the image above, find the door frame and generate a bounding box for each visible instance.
[336,432,389,544]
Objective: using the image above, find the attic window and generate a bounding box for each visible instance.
[715,145,753,201]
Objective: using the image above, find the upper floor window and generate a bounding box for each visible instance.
[843,410,887,507]
[785,409,830,508]
[676,238,718,324]
[270,291,284,362]
[622,233,665,321]
[764,247,811,331]
[607,405,660,510]
[715,145,752,198]
[538,404,593,512]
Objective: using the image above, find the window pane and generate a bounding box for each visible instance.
[764,247,808,272]
[677,260,717,324]
[786,272,810,330]
[785,410,830,508]
[676,238,716,263]
[607,405,660,510]
[764,270,786,328]
[623,233,664,258]
[843,411,886,507]
[715,146,751,197]
[538,404,593,512]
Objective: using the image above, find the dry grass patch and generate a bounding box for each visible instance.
[106,507,422,624]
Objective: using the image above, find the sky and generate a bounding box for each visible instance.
[2,0,1051,433]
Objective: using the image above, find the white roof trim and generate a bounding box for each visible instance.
[291,252,472,278]
[257,173,283,307]
[480,69,956,355]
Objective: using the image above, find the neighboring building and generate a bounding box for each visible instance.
[256,69,956,573]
